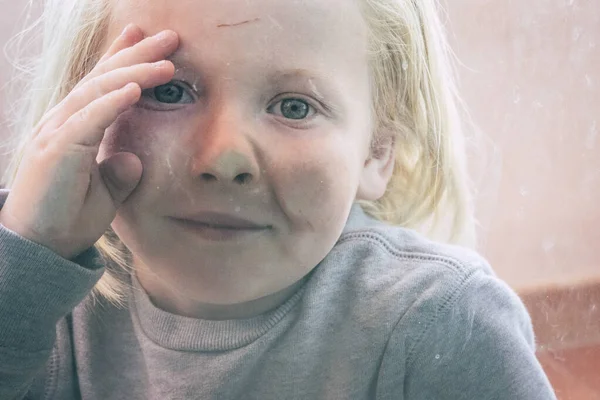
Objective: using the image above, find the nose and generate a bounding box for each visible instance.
[189,105,260,185]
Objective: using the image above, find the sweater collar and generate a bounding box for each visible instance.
[130,271,307,351]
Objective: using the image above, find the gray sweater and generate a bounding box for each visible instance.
[0,189,556,399]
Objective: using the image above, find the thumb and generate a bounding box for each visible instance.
[98,152,143,205]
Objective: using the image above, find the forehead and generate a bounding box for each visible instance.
[107,0,368,72]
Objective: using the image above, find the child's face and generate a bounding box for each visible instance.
[99,0,392,307]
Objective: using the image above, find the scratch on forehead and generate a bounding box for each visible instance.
[217,17,261,28]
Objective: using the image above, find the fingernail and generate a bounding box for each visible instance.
[155,31,175,46]
[152,60,168,68]
[121,23,135,37]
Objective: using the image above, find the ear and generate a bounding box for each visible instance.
[356,134,395,201]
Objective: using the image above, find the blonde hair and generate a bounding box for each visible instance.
[2,0,476,305]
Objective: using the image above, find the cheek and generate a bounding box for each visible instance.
[100,111,187,170]
[98,112,188,200]
[275,144,361,229]
[100,110,191,159]
[98,112,161,164]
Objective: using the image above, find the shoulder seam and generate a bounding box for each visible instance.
[338,231,474,275]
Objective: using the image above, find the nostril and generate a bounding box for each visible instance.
[201,173,217,182]
[234,173,253,185]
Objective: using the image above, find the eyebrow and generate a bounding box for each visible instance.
[269,70,333,102]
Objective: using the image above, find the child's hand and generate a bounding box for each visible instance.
[0,25,179,260]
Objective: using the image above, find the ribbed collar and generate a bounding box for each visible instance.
[128,203,370,352]
[130,272,307,351]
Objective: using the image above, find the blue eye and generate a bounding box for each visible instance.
[271,98,316,120]
[280,99,310,120]
[142,81,194,105]
[155,84,183,103]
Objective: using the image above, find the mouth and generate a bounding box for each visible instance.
[168,212,271,241]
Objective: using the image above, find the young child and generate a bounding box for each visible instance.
[0,0,556,399]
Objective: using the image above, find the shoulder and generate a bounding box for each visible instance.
[333,215,554,398]
[327,207,536,358]
[331,212,501,325]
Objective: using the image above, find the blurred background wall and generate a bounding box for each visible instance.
[0,0,598,292]
[446,0,599,291]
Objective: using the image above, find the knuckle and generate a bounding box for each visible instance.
[67,86,86,105]
[85,77,108,100]
[31,132,61,163]
[34,133,52,153]
[77,106,91,123]
[92,63,108,77]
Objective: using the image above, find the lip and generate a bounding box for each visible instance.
[171,212,268,229]
[168,212,270,241]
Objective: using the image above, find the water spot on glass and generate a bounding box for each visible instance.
[585,120,597,150]
[513,86,521,104]
[267,15,283,30]
[516,205,525,220]
[571,27,583,41]
[435,354,441,360]
[519,186,529,197]
[542,240,556,253]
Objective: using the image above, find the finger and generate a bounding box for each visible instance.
[34,24,144,134]
[97,152,143,205]
[37,25,143,132]
[47,60,174,130]
[36,30,177,134]
[55,83,141,149]
[80,152,142,245]
[78,30,179,89]
[97,24,144,65]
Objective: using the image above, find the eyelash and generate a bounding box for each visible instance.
[138,80,322,123]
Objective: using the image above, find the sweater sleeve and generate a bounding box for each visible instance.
[0,191,105,399]
[381,268,557,400]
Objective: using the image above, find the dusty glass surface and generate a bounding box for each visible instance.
[0,0,598,398]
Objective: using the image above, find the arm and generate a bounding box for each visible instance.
[0,212,104,399]
[382,269,556,400]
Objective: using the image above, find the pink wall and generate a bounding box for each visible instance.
[1,1,598,290]
[446,0,600,290]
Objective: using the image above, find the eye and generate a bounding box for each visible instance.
[270,98,316,120]
[141,81,194,105]
[154,84,184,103]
